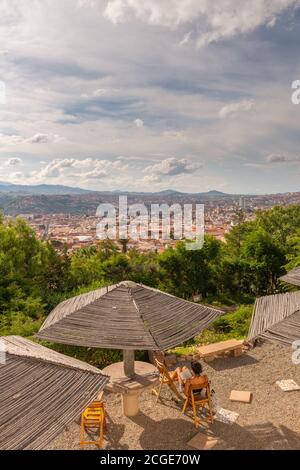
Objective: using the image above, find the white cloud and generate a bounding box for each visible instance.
[142,174,159,183]
[8,171,24,181]
[266,153,300,163]
[219,100,255,118]
[179,32,192,46]
[80,88,109,99]
[104,0,300,46]
[93,88,107,97]
[163,130,185,139]
[26,134,47,144]
[133,118,144,128]
[244,153,300,167]
[0,134,24,146]
[104,0,128,24]
[145,157,202,179]
[25,133,62,144]
[77,0,97,8]
[0,133,62,147]
[37,159,77,178]
[33,158,127,183]
[6,157,22,166]
[243,162,266,168]
[266,153,288,163]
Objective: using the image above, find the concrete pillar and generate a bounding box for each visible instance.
[122,393,139,417]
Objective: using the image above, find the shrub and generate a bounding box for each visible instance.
[212,305,253,337]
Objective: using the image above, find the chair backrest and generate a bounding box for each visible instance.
[153,355,172,380]
[187,376,210,401]
[153,350,165,364]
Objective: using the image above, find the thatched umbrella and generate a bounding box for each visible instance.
[37,281,223,378]
[280,267,300,287]
[247,291,300,346]
[0,336,108,450]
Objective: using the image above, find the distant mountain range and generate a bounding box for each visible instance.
[0,182,92,195]
[154,189,228,197]
[0,182,299,216]
[0,182,229,197]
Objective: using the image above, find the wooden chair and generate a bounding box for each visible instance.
[152,356,181,402]
[182,377,214,428]
[80,393,106,448]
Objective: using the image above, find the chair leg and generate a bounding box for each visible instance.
[168,380,181,400]
[191,396,199,429]
[80,415,85,447]
[103,411,107,431]
[156,380,164,403]
[182,397,189,414]
[99,419,103,449]
[207,397,214,423]
[201,404,205,424]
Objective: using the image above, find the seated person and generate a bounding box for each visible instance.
[170,360,207,396]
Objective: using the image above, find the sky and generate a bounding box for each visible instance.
[1,0,300,194]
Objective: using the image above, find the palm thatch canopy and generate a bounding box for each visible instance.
[280,267,300,287]
[0,336,108,450]
[247,291,300,346]
[37,281,223,351]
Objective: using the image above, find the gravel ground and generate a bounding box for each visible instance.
[46,342,300,450]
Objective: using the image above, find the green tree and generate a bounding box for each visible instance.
[285,228,300,271]
[158,236,222,299]
[126,249,159,286]
[0,217,60,334]
[255,205,300,246]
[240,229,285,295]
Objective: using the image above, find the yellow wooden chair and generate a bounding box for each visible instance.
[152,356,181,402]
[80,393,106,448]
[182,377,214,428]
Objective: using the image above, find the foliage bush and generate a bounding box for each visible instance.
[212,305,253,337]
[171,305,253,355]
[34,340,148,369]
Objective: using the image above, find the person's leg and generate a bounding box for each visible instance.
[170,367,182,382]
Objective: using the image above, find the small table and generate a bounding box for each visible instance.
[103,361,159,417]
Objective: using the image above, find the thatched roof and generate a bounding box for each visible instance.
[37,281,223,351]
[2,335,101,373]
[280,267,300,287]
[247,291,300,346]
[0,336,108,450]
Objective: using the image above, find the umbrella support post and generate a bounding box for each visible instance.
[103,359,159,418]
[123,350,135,378]
[122,350,139,416]
[122,393,139,417]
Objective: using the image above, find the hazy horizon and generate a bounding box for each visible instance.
[1,179,300,197]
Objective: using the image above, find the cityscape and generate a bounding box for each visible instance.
[9,188,300,253]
